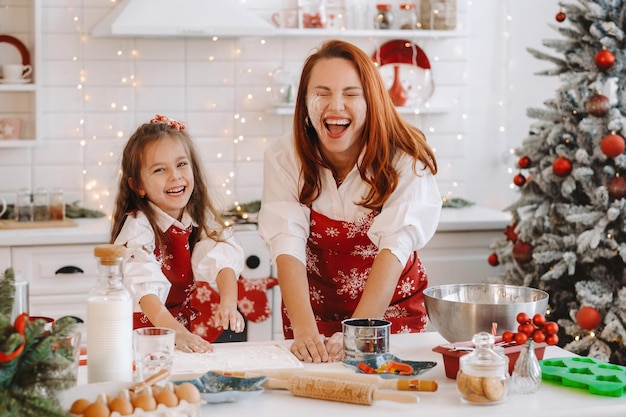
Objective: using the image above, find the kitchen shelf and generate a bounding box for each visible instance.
[0,0,41,148]
[272,28,467,39]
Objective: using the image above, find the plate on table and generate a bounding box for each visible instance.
[342,353,437,379]
[175,370,267,404]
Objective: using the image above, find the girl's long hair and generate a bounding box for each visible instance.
[293,39,438,210]
[110,122,223,250]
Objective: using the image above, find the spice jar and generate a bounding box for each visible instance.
[398,3,420,30]
[457,332,509,405]
[49,188,65,220]
[299,0,327,28]
[374,4,393,30]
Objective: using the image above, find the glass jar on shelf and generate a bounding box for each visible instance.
[298,0,327,28]
[398,3,420,30]
[49,188,65,220]
[373,3,393,30]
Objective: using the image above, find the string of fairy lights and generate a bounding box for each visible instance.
[53,0,524,216]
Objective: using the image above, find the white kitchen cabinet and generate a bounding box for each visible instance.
[11,244,100,321]
[0,0,42,146]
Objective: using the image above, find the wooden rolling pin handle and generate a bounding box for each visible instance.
[130,368,169,394]
[372,390,419,403]
[396,379,438,392]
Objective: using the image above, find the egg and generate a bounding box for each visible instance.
[69,398,91,415]
[131,392,157,412]
[174,382,201,404]
[108,393,134,416]
[154,383,179,408]
[83,402,110,417]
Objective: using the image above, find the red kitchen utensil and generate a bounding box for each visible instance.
[372,39,431,69]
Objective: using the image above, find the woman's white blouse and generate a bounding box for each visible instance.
[114,205,244,311]
[258,136,442,267]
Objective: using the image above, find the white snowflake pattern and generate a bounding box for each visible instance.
[325,227,340,237]
[351,244,378,259]
[342,212,375,238]
[384,304,409,318]
[335,268,368,299]
[238,297,255,316]
[306,246,321,276]
[397,277,416,298]
[192,323,209,338]
[194,285,214,303]
[310,286,325,305]
[398,325,411,334]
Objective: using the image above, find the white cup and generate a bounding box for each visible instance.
[272,10,298,28]
[2,64,32,81]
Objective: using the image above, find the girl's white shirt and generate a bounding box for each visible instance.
[114,202,244,311]
[258,135,442,267]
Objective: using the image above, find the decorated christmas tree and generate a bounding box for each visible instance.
[488,0,626,365]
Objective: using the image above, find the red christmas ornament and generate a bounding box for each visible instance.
[555,11,566,22]
[518,156,531,169]
[576,306,602,330]
[594,49,615,70]
[585,94,610,117]
[504,224,518,242]
[512,241,533,264]
[607,176,626,199]
[488,253,499,266]
[513,173,526,187]
[600,133,625,158]
[552,157,572,177]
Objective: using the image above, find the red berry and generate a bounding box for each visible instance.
[513,173,526,187]
[543,321,559,335]
[488,253,499,266]
[518,156,531,169]
[532,313,546,328]
[502,331,514,343]
[546,334,559,346]
[514,332,528,345]
[516,312,531,325]
[519,323,536,336]
[532,330,546,343]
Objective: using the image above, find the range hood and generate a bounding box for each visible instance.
[92,0,276,38]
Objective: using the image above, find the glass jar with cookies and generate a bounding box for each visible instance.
[457,332,509,405]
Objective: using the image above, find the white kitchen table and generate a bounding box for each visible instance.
[72,332,625,417]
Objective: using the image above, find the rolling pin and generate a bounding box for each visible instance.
[222,370,437,392]
[267,375,419,405]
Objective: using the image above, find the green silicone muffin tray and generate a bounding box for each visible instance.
[540,357,626,397]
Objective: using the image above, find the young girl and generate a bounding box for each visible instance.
[110,114,245,353]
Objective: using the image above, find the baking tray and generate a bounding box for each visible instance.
[540,356,626,397]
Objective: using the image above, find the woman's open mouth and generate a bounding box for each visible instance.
[325,118,350,135]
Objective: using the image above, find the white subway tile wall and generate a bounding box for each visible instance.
[1,0,479,215]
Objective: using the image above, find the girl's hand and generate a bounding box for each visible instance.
[291,332,329,363]
[175,331,213,353]
[324,331,345,362]
[216,304,245,333]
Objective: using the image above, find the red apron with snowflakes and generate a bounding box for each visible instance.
[133,224,278,342]
[281,209,428,338]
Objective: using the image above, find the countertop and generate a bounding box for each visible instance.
[69,332,624,417]
[0,206,511,247]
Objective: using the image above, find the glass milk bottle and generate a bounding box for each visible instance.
[88,244,133,383]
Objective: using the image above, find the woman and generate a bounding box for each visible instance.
[259,40,441,363]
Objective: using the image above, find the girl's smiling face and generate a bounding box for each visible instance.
[306,57,367,164]
[135,135,194,220]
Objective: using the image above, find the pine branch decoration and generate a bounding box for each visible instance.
[0,268,77,416]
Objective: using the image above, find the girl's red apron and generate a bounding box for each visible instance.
[281,210,428,338]
[132,224,224,342]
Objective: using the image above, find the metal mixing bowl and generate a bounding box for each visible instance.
[424,283,549,343]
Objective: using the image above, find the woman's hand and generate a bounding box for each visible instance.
[216,303,245,333]
[324,331,345,362]
[291,332,329,363]
[175,330,213,353]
